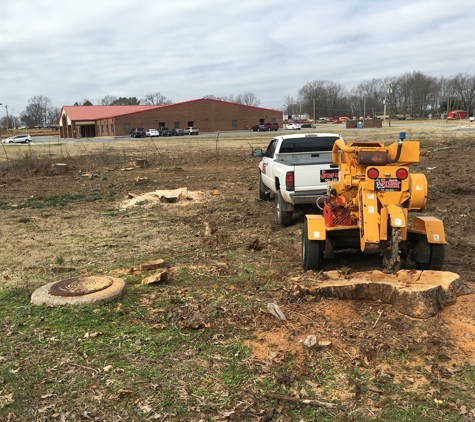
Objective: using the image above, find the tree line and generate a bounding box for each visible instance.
[286,71,475,120]
[7,71,475,129]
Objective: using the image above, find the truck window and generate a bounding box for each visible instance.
[279,136,338,153]
[266,139,278,158]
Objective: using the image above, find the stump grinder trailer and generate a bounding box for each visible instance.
[302,132,445,272]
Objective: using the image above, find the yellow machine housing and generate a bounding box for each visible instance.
[302,132,446,272]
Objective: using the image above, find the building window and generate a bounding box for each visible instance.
[174,122,180,129]
[232,120,237,128]
[158,122,165,128]
[271,118,276,123]
[106,125,109,135]
[124,123,130,133]
[111,124,114,134]
[187,121,194,127]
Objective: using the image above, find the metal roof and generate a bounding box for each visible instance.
[59,99,283,123]
[60,105,163,121]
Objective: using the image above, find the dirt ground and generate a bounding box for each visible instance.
[1,127,475,415]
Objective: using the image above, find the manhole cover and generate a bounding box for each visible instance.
[49,276,114,297]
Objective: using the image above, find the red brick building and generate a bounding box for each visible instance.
[58,98,283,139]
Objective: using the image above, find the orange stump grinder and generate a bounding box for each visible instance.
[302,132,445,272]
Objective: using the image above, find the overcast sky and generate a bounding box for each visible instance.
[2,0,475,117]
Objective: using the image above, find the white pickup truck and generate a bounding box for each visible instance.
[252,133,341,226]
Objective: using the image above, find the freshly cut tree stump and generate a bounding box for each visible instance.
[290,270,470,318]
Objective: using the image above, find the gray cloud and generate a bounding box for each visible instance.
[1,0,474,117]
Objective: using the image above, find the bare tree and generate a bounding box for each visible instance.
[350,78,385,118]
[46,107,61,125]
[203,94,235,102]
[99,95,118,105]
[234,92,261,106]
[283,96,297,117]
[298,80,348,118]
[20,95,54,127]
[448,73,475,114]
[142,92,173,105]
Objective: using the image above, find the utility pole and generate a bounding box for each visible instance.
[387,87,392,127]
[313,99,315,122]
[5,105,9,133]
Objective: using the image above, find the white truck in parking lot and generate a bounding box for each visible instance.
[252,133,341,226]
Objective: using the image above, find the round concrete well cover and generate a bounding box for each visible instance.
[31,276,126,306]
[50,276,113,297]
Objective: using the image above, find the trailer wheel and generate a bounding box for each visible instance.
[301,220,324,271]
[415,243,445,271]
[259,174,271,201]
[275,190,293,226]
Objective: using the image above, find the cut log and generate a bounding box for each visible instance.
[157,188,185,203]
[290,270,471,318]
[139,259,165,271]
[141,270,168,285]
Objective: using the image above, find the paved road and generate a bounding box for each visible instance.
[27,121,475,145]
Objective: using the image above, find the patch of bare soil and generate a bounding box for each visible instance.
[0,131,475,415]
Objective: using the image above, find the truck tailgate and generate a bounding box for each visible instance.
[293,164,338,191]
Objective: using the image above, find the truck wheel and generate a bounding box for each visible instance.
[415,243,445,271]
[259,174,271,201]
[301,220,324,271]
[275,190,293,226]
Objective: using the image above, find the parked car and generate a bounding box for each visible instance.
[470,116,475,122]
[146,129,160,137]
[284,123,301,130]
[264,122,279,131]
[159,127,171,136]
[184,126,199,135]
[332,119,343,124]
[2,135,33,144]
[251,124,266,132]
[130,128,146,138]
[317,118,328,123]
[172,128,185,136]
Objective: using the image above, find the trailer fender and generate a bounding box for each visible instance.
[305,215,326,240]
[410,216,446,244]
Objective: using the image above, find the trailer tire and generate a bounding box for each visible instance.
[415,243,445,271]
[259,174,271,201]
[301,220,324,271]
[275,190,293,226]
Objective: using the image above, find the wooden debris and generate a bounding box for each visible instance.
[264,392,346,411]
[141,269,168,285]
[135,159,148,168]
[139,259,165,271]
[52,163,69,172]
[81,173,100,179]
[302,335,318,349]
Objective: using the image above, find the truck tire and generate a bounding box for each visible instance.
[415,243,445,271]
[301,220,324,271]
[259,174,271,201]
[275,190,293,226]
